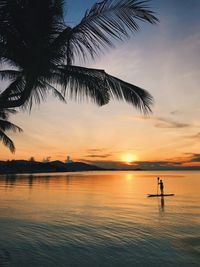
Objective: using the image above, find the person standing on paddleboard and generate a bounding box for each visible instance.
[158,179,164,195]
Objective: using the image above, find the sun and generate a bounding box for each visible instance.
[121,153,138,164]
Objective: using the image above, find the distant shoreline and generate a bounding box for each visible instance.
[0,159,200,175]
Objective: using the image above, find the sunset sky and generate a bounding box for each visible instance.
[1,0,200,169]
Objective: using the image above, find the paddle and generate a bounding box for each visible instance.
[157,177,160,195]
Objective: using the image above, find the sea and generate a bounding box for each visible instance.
[0,171,199,267]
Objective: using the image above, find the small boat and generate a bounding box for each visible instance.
[147,194,175,197]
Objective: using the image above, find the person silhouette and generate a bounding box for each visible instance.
[158,179,164,195]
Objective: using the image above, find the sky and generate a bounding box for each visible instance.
[1,0,200,169]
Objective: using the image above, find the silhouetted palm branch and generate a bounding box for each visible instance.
[54,0,158,63]
[0,0,158,113]
[0,130,15,153]
[0,70,21,81]
[0,119,22,132]
[0,108,22,153]
[0,108,16,120]
[56,65,153,112]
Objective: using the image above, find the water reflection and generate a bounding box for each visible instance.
[0,171,199,267]
[5,174,17,188]
[158,196,165,216]
[0,174,75,192]
[125,173,135,181]
[2,174,57,189]
[161,196,165,212]
[28,175,34,188]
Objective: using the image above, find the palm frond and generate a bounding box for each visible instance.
[45,82,66,102]
[0,70,22,81]
[20,77,66,110]
[0,130,15,153]
[0,0,65,68]
[106,74,153,113]
[57,65,153,112]
[53,0,159,63]
[57,65,110,106]
[0,119,22,132]
[51,0,65,19]
[0,105,22,153]
[0,0,156,113]
[0,77,26,109]
[0,108,17,119]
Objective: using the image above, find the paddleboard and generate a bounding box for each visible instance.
[147,194,175,197]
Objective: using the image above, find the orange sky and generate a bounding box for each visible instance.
[1,1,200,168]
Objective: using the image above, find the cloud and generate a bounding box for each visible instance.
[87,148,106,153]
[85,154,112,158]
[170,110,181,115]
[85,148,112,158]
[186,132,200,140]
[188,153,200,162]
[132,115,192,129]
[154,117,191,128]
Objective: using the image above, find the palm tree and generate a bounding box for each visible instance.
[0,109,22,152]
[0,0,158,113]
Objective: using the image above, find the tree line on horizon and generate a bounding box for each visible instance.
[0,0,158,153]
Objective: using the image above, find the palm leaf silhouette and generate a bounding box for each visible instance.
[54,0,159,63]
[0,0,158,113]
[0,109,22,153]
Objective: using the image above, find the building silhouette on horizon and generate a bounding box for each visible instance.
[65,156,73,164]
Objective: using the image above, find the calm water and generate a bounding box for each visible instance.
[0,171,199,267]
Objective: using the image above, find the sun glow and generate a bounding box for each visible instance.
[121,153,138,164]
